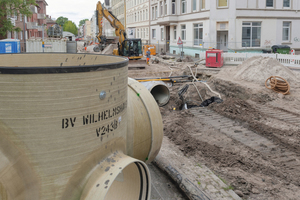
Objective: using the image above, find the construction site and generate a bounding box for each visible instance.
[0,38,299,200]
[1,0,300,199]
[74,39,300,200]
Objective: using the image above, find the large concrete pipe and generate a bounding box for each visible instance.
[140,81,170,106]
[0,53,163,200]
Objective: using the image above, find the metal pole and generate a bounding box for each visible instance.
[23,0,26,52]
[42,26,44,53]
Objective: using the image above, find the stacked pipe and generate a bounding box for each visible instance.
[265,76,290,95]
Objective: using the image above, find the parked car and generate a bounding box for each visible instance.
[75,37,83,41]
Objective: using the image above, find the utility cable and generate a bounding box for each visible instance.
[187,65,222,100]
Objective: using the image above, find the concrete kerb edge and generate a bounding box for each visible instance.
[153,154,211,200]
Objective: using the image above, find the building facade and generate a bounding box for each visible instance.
[126,0,150,44]
[84,20,92,40]
[1,0,49,52]
[90,12,99,43]
[150,0,300,56]
[27,0,48,39]
[111,0,126,28]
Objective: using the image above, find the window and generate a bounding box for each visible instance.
[283,0,290,8]
[160,1,163,16]
[137,29,139,38]
[135,13,137,22]
[266,0,273,7]
[161,28,164,40]
[202,0,205,9]
[242,22,261,47]
[140,11,142,21]
[172,0,176,14]
[146,28,149,37]
[152,29,156,39]
[155,6,158,18]
[193,0,197,11]
[21,31,23,40]
[194,23,203,45]
[14,31,18,39]
[164,0,167,15]
[282,22,291,41]
[174,26,177,40]
[181,25,186,40]
[152,7,155,20]
[218,0,228,7]
[146,9,148,20]
[182,0,186,13]
[7,31,11,39]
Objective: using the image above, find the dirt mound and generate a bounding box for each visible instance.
[182,56,194,62]
[232,56,297,85]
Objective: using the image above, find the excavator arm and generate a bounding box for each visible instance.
[96,1,127,52]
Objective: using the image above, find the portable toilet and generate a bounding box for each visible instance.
[206,49,224,68]
[0,39,20,54]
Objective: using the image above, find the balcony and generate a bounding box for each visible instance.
[27,22,38,29]
[37,13,46,19]
[30,5,37,13]
[37,26,45,32]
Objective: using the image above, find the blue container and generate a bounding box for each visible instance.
[0,39,20,54]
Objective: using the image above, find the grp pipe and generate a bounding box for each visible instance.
[0,53,163,200]
[140,81,170,107]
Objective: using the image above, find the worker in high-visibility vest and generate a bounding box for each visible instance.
[146,48,151,65]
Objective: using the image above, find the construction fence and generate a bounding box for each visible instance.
[142,40,300,68]
[143,40,254,58]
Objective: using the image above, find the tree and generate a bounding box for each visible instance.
[63,20,78,36]
[0,0,36,37]
[56,16,68,27]
[79,19,88,27]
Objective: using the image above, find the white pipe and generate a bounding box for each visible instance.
[140,81,170,106]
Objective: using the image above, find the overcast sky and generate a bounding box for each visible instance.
[46,0,104,26]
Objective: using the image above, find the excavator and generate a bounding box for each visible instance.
[95,1,143,60]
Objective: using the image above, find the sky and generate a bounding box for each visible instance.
[46,0,104,26]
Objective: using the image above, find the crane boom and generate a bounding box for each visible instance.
[94,1,143,60]
[96,1,126,53]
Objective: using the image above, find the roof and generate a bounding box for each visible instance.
[63,31,75,37]
[46,17,56,24]
[0,39,20,42]
[36,0,48,6]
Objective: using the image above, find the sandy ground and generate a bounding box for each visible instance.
[129,56,300,200]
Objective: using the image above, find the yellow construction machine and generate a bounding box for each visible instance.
[95,2,143,60]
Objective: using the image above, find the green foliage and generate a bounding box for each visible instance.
[63,20,78,36]
[0,0,36,37]
[56,16,68,27]
[79,19,88,27]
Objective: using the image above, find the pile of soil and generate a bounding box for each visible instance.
[220,56,298,86]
